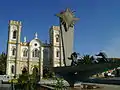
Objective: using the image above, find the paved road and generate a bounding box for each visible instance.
[0,77,120,90]
[0,84,11,90]
[70,84,120,90]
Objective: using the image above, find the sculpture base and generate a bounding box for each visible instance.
[53,63,120,86]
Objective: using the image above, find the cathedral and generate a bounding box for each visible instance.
[6,20,64,78]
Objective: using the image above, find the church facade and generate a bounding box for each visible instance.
[6,20,64,78]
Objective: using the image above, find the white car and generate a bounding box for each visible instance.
[107,73,115,77]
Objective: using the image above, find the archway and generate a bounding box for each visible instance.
[22,67,28,74]
[32,66,39,81]
[32,66,38,76]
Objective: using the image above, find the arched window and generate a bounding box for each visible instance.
[32,49,39,57]
[32,66,38,75]
[11,65,15,74]
[23,49,28,57]
[56,50,60,57]
[12,48,16,56]
[13,31,17,39]
[35,49,38,57]
[56,34,59,42]
[32,51,35,57]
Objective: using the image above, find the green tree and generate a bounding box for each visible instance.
[17,66,39,90]
[83,54,92,64]
[0,52,7,74]
[17,68,32,90]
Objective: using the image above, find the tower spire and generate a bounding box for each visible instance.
[24,36,27,42]
[35,32,38,39]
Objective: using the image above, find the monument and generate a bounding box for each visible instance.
[53,8,120,86]
[56,8,79,66]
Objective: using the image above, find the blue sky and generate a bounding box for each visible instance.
[0,0,120,57]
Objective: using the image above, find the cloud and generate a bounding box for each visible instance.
[104,37,120,58]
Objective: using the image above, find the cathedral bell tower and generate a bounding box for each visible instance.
[6,20,22,76]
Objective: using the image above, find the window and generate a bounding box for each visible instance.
[34,43,37,46]
[13,31,17,39]
[56,37,59,42]
[35,49,38,57]
[56,50,60,57]
[23,49,28,57]
[32,51,35,57]
[11,65,15,74]
[32,49,39,57]
[12,48,16,56]
[56,34,59,42]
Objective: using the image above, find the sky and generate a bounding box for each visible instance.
[0,0,120,57]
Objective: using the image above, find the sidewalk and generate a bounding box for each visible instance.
[38,79,69,86]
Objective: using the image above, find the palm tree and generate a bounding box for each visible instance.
[82,54,92,64]
[96,51,108,62]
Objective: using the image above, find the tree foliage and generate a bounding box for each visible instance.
[17,66,39,90]
[43,67,55,79]
[77,51,109,65]
[55,77,65,89]
[0,52,7,74]
[82,54,92,64]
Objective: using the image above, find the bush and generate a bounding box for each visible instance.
[54,77,67,89]
[8,79,18,84]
